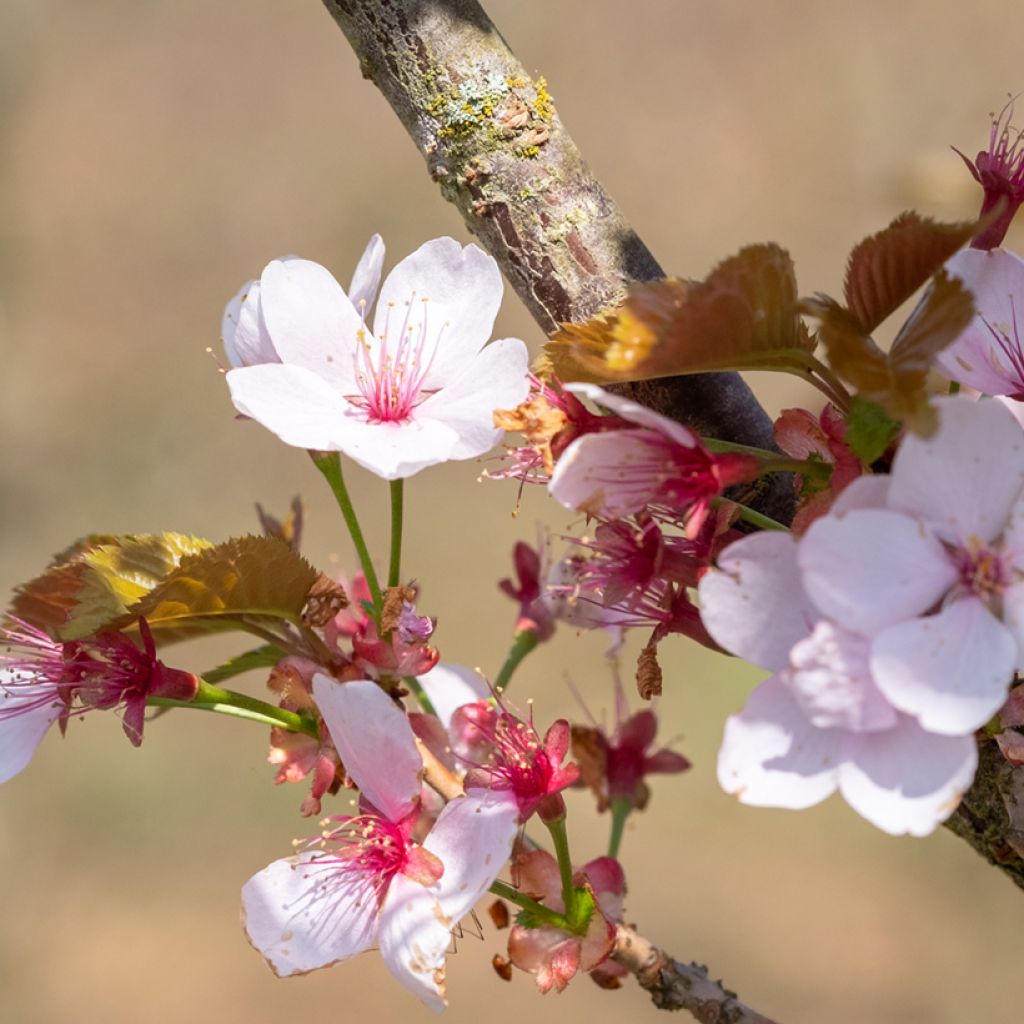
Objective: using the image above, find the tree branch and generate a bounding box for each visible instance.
[612,926,779,1023]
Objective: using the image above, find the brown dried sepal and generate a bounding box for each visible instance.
[301,573,349,627]
[636,641,663,700]
[570,724,610,812]
[488,900,511,930]
[381,584,418,633]
[491,954,514,982]
[493,393,568,474]
[256,496,305,552]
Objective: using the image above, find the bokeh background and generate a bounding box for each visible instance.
[2,2,1022,1022]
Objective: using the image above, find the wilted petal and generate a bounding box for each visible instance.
[839,719,978,836]
[377,873,452,1012]
[312,677,422,822]
[698,531,816,671]
[241,852,378,977]
[374,238,502,390]
[888,396,1024,544]
[870,597,1016,734]
[717,674,840,810]
[799,509,957,635]
[348,234,385,314]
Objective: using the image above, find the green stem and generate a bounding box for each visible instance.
[404,675,438,717]
[701,438,783,459]
[148,679,319,738]
[719,499,789,532]
[489,880,571,930]
[388,479,404,588]
[608,797,631,859]
[545,816,579,923]
[494,630,540,693]
[312,452,383,617]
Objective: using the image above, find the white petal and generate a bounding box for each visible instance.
[698,531,816,671]
[1002,579,1024,672]
[377,873,451,1012]
[888,396,1024,544]
[226,363,352,451]
[312,677,422,822]
[717,674,840,810]
[0,680,61,784]
[222,277,280,368]
[241,852,378,977]
[565,383,699,448]
[830,474,890,514]
[329,414,459,481]
[870,597,1016,734]
[415,664,490,732]
[423,789,520,924]
[839,718,978,836]
[417,337,530,461]
[260,257,363,392]
[799,509,957,635]
[348,234,386,315]
[373,238,502,390]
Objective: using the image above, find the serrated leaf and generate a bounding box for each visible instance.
[844,397,900,465]
[843,212,976,332]
[543,244,815,383]
[12,532,214,640]
[117,535,320,641]
[202,644,285,684]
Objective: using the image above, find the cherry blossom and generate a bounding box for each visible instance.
[549,384,759,535]
[242,677,519,1009]
[224,236,529,479]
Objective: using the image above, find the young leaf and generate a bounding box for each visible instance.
[117,535,321,641]
[843,211,976,332]
[543,244,815,383]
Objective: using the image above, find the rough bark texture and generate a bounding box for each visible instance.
[612,926,779,1023]
[321,0,792,526]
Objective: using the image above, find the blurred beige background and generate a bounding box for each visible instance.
[2,2,1022,1022]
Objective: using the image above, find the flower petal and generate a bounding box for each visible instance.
[0,680,61,784]
[717,673,840,810]
[222,277,280,368]
[870,597,1016,734]
[422,789,520,924]
[260,257,363,392]
[414,663,490,732]
[799,509,957,635]
[348,234,385,314]
[377,873,452,1012]
[326,414,459,481]
[830,473,890,514]
[417,337,530,461]
[888,395,1024,544]
[697,531,816,671]
[312,677,422,821]
[565,383,699,448]
[373,238,502,390]
[838,718,978,836]
[240,852,378,977]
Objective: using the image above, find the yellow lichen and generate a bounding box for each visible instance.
[533,76,555,120]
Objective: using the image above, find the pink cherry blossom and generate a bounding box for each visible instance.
[549,384,759,536]
[937,249,1024,398]
[242,677,519,1009]
[506,849,623,993]
[225,236,530,480]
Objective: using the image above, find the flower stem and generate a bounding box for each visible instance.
[489,879,571,930]
[404,674,438,717]
[148,679,319,738]
[719,499,789,532]
[388,479,404,588]
[312,452,383,618]
[545,815,579,923]
[608,797,632,859]
[494,630,539,694]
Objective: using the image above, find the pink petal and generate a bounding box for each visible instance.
[324,414,460,481]
[565,383,698,448]
[870,597,1016,734]
[240,852,378,977]
[0,680,61,784]
[377,873,452,1011]
[373,238,502,391]
[415,664,490,732]
[838,718,978,836]
[830,474,890,514]
[888,396,1024,544]
[312,677,422,822]
[1001,579,1024,672]
[717,673,840,810]
[422,789,520,925]
[417,337,530,460]
[799,509,957,635]
[697,531,816,671]
[226,363,354,451]
[348,234,385,314]
[260,257,362,392]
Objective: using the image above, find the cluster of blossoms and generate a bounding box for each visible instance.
[5,97,1024,1014]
